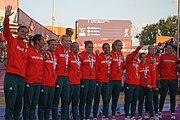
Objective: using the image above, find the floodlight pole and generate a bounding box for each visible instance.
[52,0,55,32]
[177,0,180,58]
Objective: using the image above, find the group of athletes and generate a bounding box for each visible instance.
[3,5,179,120]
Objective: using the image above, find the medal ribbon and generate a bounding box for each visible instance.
[49,52,57,78]
[88,54,94,75]
[106,55,111,77]
[74,54,80,76]
[64,50,68,72]
[116,53,121,73]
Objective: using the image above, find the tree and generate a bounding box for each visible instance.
[136,15,178,45]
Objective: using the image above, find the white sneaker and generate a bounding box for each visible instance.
[93,118,97,120]
[124,116,130,120]
[112,116,116,120]
[158,112,162,119]
[171,113,176,120]
[138,116,142,120]
[149,117,154,120]
[99,111,103,116]
[154,114,159,120]
[144,113,149,119]
[131,116,135,120]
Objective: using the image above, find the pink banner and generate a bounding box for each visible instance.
[18,8,58,39]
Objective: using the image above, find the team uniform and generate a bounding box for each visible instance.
[109,50,124,117]
[38,51,57,120]
[138,62,156,118]
[3,18,27,120]
[68,52,82,120]
[23,46,44,120]
[124,46,141,118]
[159,54,178,114]
[79,51,96,120]
[52,44,70,120]
[93,52,112,118]
[146,53,160,115]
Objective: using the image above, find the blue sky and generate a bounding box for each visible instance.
[19,0,177,44]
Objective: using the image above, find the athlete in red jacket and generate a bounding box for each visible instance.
[79,41,97,120]
[52,34,71,120]
[68,42,82,120]
[93,43,112,119]
[23,34,45,120]
[124,45,142,119]
[38,39,58,120]
[145,45,160,119]
[3,5,28,120]
[159,44,178,119]
[108,40,124,119]
[138,53,156,120]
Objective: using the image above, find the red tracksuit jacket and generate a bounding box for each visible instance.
[68,52,82,84]
[25,46,44,83]
[109,50,124,80]
[80,51,96,80]
[146,53,160,80]
[54,44,69,76]
[125,46,141,85]
[41,51,57,86]
[96,52,112,83]
[159,54,178,80]
[139,63,156,87]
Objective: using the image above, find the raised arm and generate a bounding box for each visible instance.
[126,42,143,64]
[3,5,14,42]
